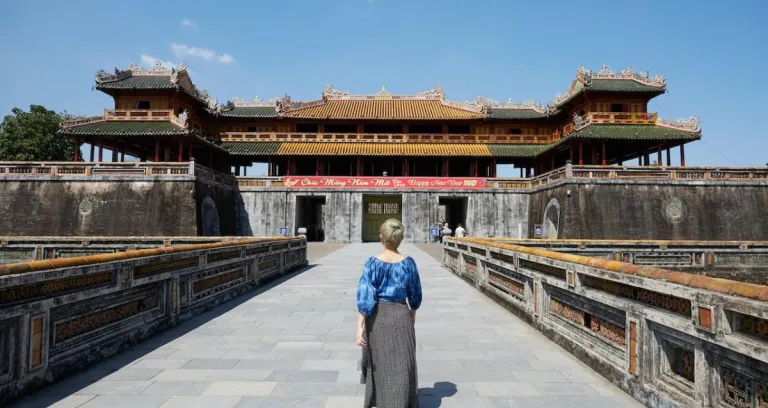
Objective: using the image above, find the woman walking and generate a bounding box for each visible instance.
[356,218,422,408]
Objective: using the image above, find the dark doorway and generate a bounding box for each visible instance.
[362,194,402,242]
[295,196,326,242]
[438,196,468,233]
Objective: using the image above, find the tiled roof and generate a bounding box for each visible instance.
[487,109,551,120]
[281,100,485,120]
[57,120,190,136]
[488,144,547,157]
[221,142,282,155]
[95,76,176,90]
[588,79,665,93]
[566,124,701,141]
[538,124,701,156]
[219,107,279,118]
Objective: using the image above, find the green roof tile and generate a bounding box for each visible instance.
[588,79,665,93]
[565,124,700,140]
[221,142,282,155]
[487,109,550,120]
[488,144,547,157]
[96,76,176,90]
[58,121,189,136]
[219,107,279,118]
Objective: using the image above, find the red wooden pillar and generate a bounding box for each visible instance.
[657,144,662,166]
[591,147,597,165]
[155,139,160,162]
[569,145,574,163]
[578,143,583,165]
[315,157,320,176]
[98,139,103,162]
[111,145,117,162]
[73,139,79,162]
[177,140,183,163]
[601,142,607,165]
[120,150,125,162]
[89,143,95,162]
[405,158,410,176]
[287,157,292,176]
[680,144,686,167]
[188,144,194,161]
[644,151,650,167]
[666,148,672,167]
[550,155,555,171]
[443,158,449,177]
[473,159,478,177]
[492,158,497,177]
[268,158,272,176]
[519,167,523,178]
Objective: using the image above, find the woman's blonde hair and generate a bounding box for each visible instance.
[380,218,405,249]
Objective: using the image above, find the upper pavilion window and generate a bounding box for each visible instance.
[296,123,319,133]
[610,103,625,113]
[247,126,259,132]
[447,125,471,134]
[506,128,522,135]
[409,124,442,134]
[134,101,151,109]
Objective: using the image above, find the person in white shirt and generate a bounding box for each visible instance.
[455,223,466,238]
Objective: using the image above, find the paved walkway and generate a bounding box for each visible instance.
[13,244,643,408]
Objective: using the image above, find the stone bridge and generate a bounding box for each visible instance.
[3,240,767,407]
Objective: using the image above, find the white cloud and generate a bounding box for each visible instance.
[181,19,197,29]
[170,43,235,64]
[140,54,175,69]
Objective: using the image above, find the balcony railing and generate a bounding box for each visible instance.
[234,164,768,191]
[221,132,553,144]
[104,109,174,120]
[58,109,189,130]
[563,112,659,135]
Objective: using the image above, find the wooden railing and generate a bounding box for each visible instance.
[221,132,553,144]
[0,161,193,176]
[445,237,768,408]
[563,111,660,135]
[104,109,174,120]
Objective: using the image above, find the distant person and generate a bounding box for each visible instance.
[455,223,465,238]
[356,218,422,408]
[441,223,452,243]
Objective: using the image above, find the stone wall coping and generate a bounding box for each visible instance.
[456,237,768,302]
[0,236,301,277]
[485,238,768,248]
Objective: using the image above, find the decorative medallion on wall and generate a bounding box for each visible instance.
[662,198,686,224]
[78,197,95,216]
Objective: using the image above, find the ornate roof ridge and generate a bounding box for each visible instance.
[656,114,701,133]
[228,96,278,108]
[321,84,445,100]
[481,98,549,114]
[95,61,219,112]
[549,64,666,108]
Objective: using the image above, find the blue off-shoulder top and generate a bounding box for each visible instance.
[356,256,423,316]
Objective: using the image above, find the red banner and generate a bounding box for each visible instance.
[283,176,486,189]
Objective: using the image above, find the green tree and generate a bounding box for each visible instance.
[0,105,83,161]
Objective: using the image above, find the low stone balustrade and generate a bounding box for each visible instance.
[0,236,307,405]
[444,237,768,408]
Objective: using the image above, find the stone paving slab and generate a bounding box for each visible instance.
[12,243,644,408]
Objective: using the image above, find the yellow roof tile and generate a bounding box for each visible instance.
[276,143,492,156]
[281,100,484,120]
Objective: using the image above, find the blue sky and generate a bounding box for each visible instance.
[1,0,767,175]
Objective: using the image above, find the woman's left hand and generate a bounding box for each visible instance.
[356,326,367,347]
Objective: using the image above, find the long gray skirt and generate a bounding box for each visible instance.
[360,300,419,408]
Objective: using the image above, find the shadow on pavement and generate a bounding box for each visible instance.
[418,381,458,407]
[10,263,317,408]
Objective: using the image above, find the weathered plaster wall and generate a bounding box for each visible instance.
[196,181,236,236]
[529,181,768,240]
[239,190,529,243]
[0,180,197,236]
